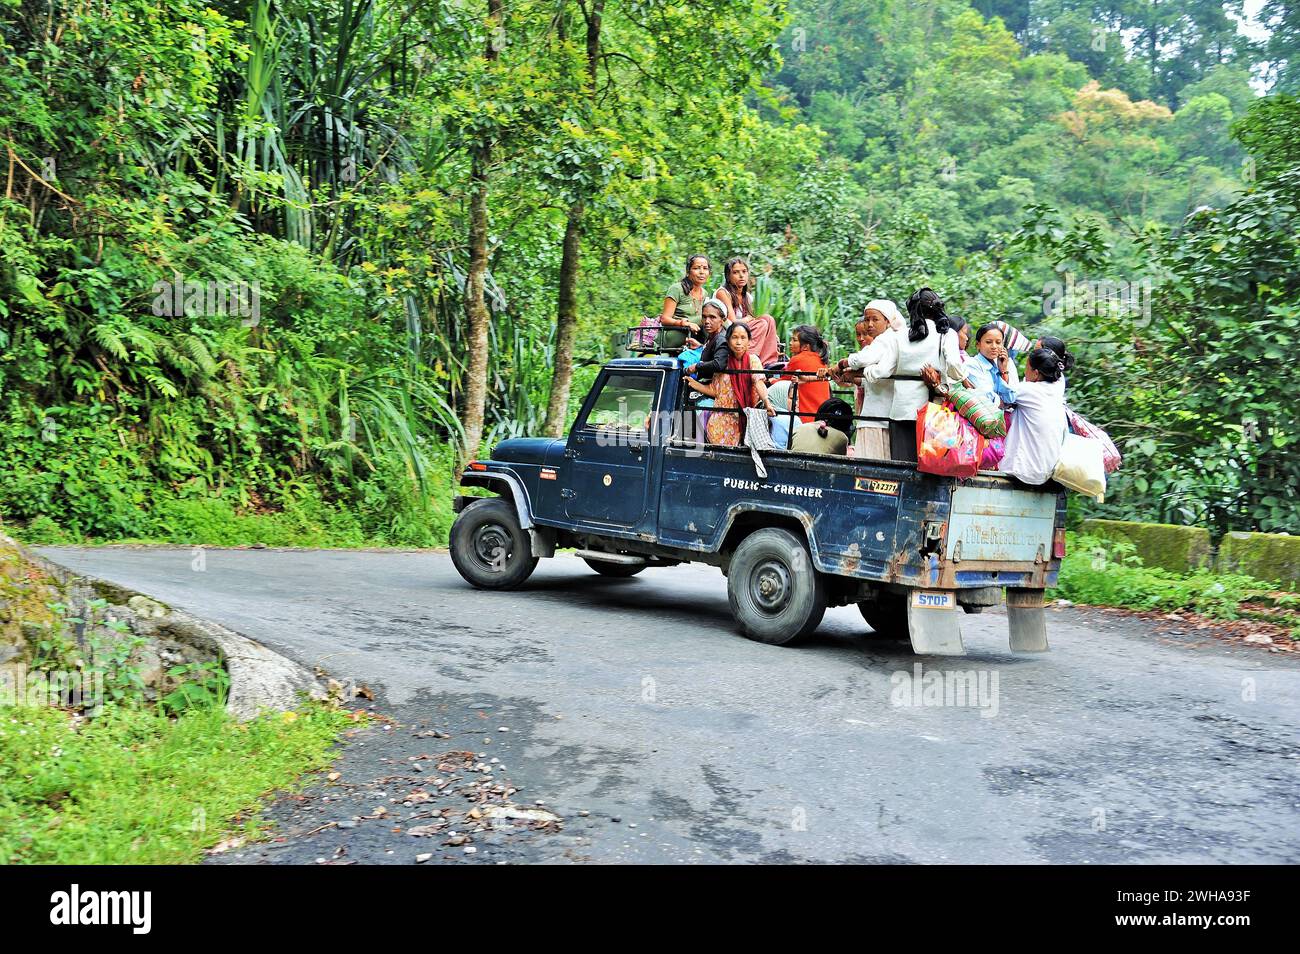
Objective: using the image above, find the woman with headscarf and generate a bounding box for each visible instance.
[826,300,901,460]
[715,257,780,366]
[684,322,776,446]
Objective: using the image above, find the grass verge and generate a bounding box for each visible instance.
[1052,533,1300,639]
[0,702,356,864]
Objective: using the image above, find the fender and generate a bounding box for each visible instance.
[460,470,534,529]
[711,502,826,566]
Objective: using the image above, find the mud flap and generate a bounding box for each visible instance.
[1007,587,1049,652]
[906,590,965,656]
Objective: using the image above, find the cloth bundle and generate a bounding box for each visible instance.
[946,383,1006,438]
[744,406,777,479]
[629,316,660,350]
[1052,432,1107,500]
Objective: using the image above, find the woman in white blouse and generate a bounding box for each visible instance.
[999,347,1070,485]
[847,289,966,462]
[825,299,903,459]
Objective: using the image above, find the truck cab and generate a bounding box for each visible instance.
[451,357,1066,656]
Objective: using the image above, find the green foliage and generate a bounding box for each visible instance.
[159,661,231,716]
[1053,534,1273,620]
[0,0,1293,545]
[1009,92,1300,534]
[0,702,351,864]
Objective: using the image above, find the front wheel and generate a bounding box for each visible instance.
[449,498,539,590]
[727,528,825,646]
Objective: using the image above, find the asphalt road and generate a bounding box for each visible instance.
[40,546,1300,864]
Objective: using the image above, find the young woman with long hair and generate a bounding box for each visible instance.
[715,257,779,366]
[684,322,775,446]
[779,324,831,424]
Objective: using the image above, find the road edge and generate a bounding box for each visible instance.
[18,540,328,719]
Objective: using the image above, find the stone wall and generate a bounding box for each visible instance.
[1216,531,1300,591]
[1078,519,1212,574]
[2,533,326,718]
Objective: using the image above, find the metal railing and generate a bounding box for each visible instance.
[676,366,900,452]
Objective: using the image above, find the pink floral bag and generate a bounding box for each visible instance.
[629,316,661,350]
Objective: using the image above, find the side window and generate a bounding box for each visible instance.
[581,372,659,433]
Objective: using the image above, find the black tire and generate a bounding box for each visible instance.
[449,498,539,590]
[583,558,646,578]
[727,528,826,646]
[858,594,909,640]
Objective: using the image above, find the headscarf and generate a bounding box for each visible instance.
[746,313,779,366]
[863,299,906,333]
[766,379,791,412]
[702,296,729,323]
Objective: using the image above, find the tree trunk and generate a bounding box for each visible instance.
[545,202,583,435]
[463,143,492,462]
[544,0,603,437]
[461,0,504,462]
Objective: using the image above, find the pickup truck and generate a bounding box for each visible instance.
[449,357,1067,656]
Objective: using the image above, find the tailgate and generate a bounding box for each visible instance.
[945,484,1055,563]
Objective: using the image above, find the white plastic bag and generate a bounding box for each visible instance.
[1052,432,1106,500]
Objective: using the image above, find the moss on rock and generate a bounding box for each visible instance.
[1079,519,1212,573]
[0,535,64,667]
[1216,532,1300,591]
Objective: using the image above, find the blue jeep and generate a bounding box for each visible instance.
[450,357,1066,655]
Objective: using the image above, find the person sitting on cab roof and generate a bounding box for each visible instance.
[684,321,776,446]
[715,257,780,367]
[790,397,853,456]
[656,254,710,350]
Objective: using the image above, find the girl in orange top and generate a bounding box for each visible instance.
[780,324,830,423]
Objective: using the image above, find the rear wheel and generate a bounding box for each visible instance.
[727,528,825,646]
[449,498,538,590]
[583,558,645,578]
[858,593,909,640]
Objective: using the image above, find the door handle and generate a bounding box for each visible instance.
[561,488,576,499]
[628,443,645,456]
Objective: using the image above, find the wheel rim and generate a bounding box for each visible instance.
[750,558,792,615]
[471,522,513,572]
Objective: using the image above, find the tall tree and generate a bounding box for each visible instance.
[545,0,604,438]
[540,0,786,433]
[1265,0,1300,92]
[462,0,504,462]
